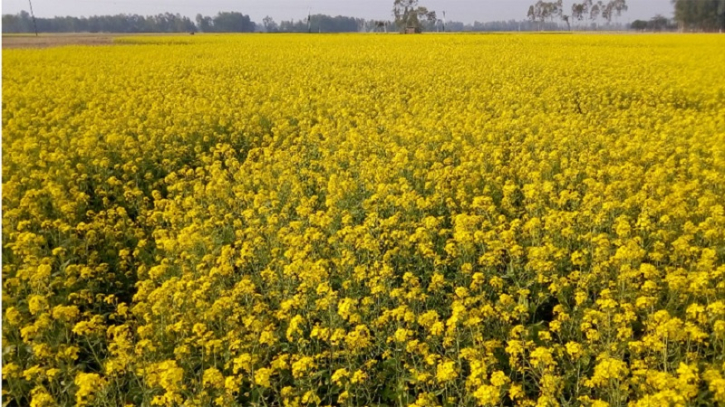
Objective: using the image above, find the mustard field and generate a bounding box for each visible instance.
[2,33,725,407]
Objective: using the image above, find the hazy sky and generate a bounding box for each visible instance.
[2,0,673,24]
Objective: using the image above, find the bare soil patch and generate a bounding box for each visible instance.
[2,34,117,49]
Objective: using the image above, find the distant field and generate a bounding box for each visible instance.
[1,33,197,48]
[1,33,121,48]
[0,31,642,49]
[3,34,725,407]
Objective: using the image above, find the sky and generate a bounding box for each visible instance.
[1,0,673,24]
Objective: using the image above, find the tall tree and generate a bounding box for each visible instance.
[612,0,629,20]
[392,0,435,32]
[672,0,725,31]
[571,3,586,27]
[262,16,278,33]
[601,0,627,24]
[527,1,565,29]
[196,14,213,32]
[590,0,603,25]
[561,14,571,30]
[528,5,537,24]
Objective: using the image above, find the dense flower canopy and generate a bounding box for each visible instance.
[2,33,725,406]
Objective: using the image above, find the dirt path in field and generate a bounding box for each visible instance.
[2,34,117,49]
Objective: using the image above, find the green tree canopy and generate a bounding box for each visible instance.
[672,0,725,31]
[392,0,436,32]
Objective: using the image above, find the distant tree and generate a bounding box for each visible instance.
[471,18,557,31]
[611,0,629,21]
[318,15,358,32]
[393,0,416,31]
[581,0,593,25]
[601,0,627,25]
[263,15,278,32]
[526,1,564,30]
[553,0,572,30]
[392,0,435,32]
[630,19,648,30]
[278,19,299,32]
[527,2,545,29]
[571,2,586,27]
[446,20,465,31]
[275,14,374,33]
[601,2,613,23]
[527,5,537,24]
[2,11,32,33]
[211,12,255,32]
[630,15,674,31]
[590,0,603,26]
[650,14,671,31]
[305,14,356,32]
[672,0,725,31]
[550,0,564,23]
[196,14,213,32]
[566,0,626,30]
[422,9,438,30]
[372,20,389,32]
[562,14,571,30]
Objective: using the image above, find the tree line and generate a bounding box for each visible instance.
[526,0,628,30]
[3,0,724,35]
[1,11,254,33]
[1,11,387,34]
[525,0,725,32]
[632,0,725,32]
[0,10,632,35]
[268,15,368,33]
[630,15,677,32]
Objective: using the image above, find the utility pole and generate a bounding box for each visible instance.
[28,0,39,36]
[307,8,311,33]
[442,11,446,32]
